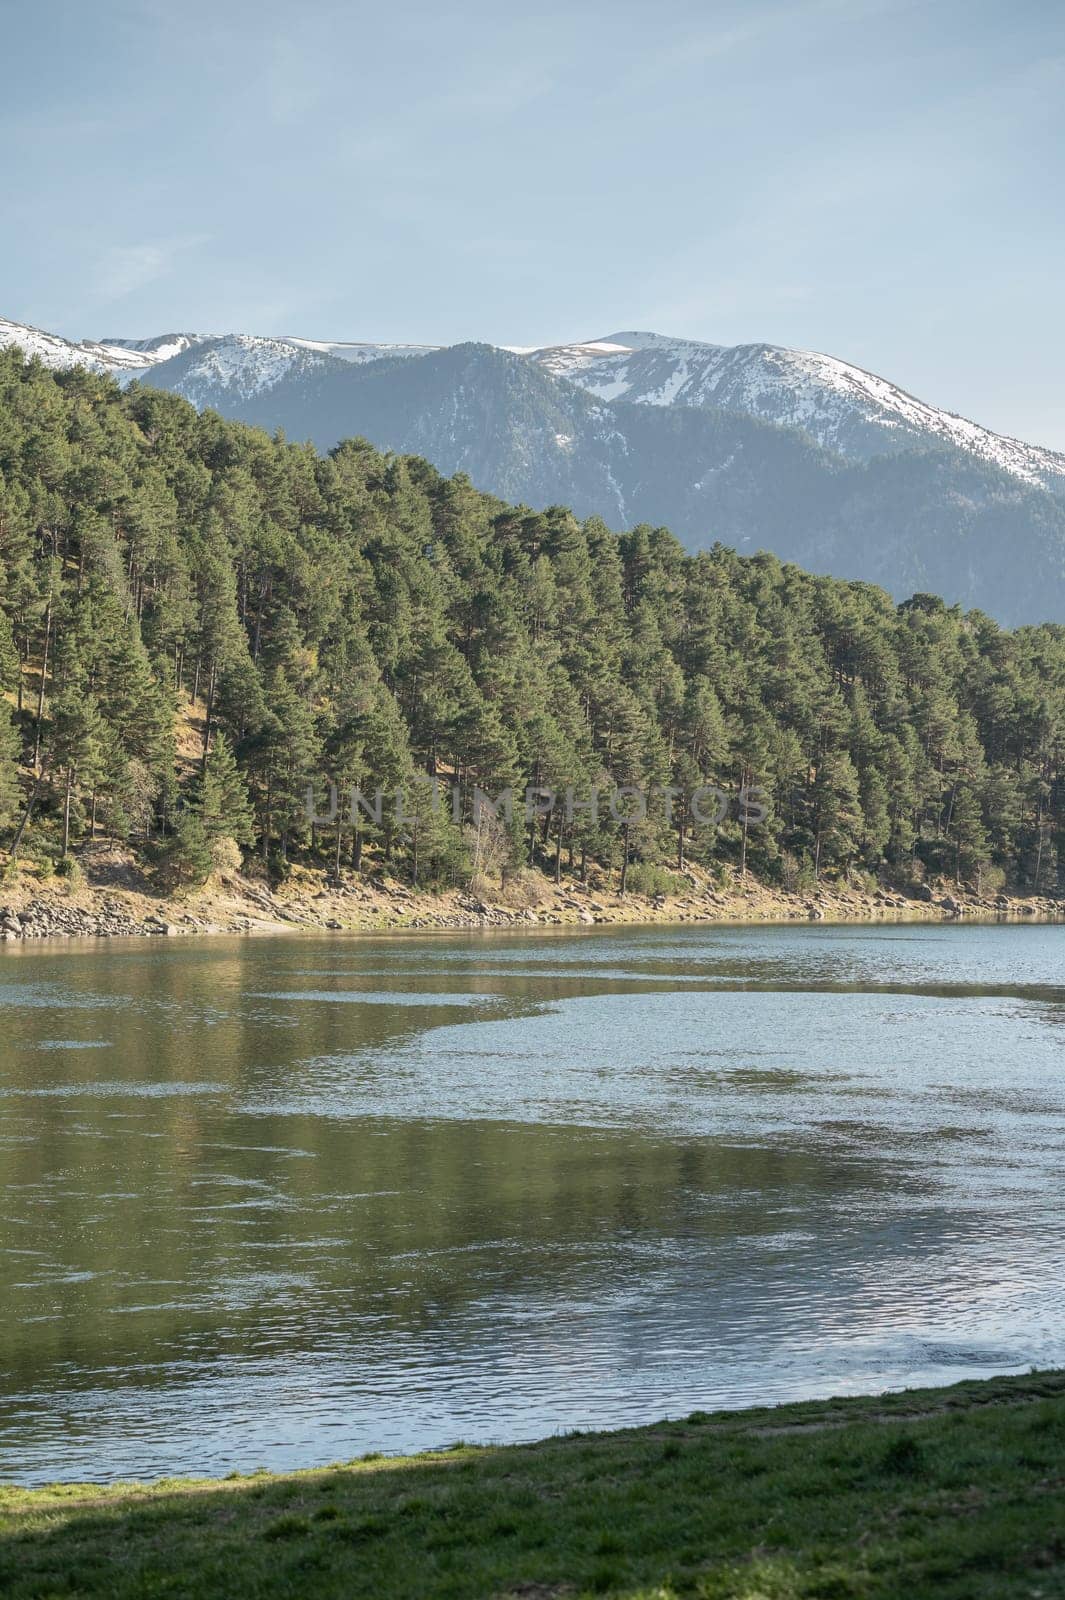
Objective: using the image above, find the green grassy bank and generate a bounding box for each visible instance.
[2,1371,1064,1599]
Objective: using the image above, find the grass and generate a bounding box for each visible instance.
[2,1371,1065,1598]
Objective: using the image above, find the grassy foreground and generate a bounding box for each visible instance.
[2,1373,1065,1600]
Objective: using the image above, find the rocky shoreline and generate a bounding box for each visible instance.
[0,857,1061,944]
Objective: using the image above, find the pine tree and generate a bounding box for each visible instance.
[399,774,467,890]
[811,751,863,877]
[197,733,255,850]
[858,768,891,866]
[0,604,19,693]
[951,782,990,887]
[0,703,20,833]
[243,668,322,863]
[162,808,214,888]
[48,682,107,858]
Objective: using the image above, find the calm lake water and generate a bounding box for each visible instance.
[1,922,1063,1485]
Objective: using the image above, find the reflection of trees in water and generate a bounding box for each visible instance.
[2,930,1064,1464]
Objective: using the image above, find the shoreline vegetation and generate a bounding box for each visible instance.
[3,1370,1064,1597]
[0,849,1062,942]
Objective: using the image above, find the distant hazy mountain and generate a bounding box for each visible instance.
[530,332,1065,490]
[3,314,1065,624]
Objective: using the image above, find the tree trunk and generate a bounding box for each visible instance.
[10,761,50,862]
[33,597,52,768]
[202,665,216,759]
[63,767,74,857]
[1034,805,1045,891]
[619,820,630,895]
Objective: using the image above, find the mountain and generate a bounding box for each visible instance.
[0,318,438,386]
[143,339,1062,620]
[530,332,1065,491]
[7,314,1063,491]
[3,313,1065,623]
[0,315,176,376]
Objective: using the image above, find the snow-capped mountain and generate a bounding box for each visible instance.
[0,316,172,376]
[102,332,209,363]
[0,318,442,404]
[530,332,1065,490]
[281,337,439,365]
[5,311,1065,623]
[138,334,338,406]
[4,310,1055,486]
[4,312,1063,493]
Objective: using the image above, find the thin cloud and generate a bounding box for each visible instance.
[95,236,209,301]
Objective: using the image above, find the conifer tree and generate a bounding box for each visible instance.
[48,681,106,858]
[811,751,863,877]
[197,733,255,850]
[0,704,20,832]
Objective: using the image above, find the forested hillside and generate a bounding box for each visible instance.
[138,340,1065,626]
[0,349,1062,896]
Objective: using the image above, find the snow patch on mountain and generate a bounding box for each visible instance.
[532,332,1065,489]
[155,335,336,405]
[282,337,440,364]
[4,311,1064,493]
[0,317,162,376]
[104,333,210,363]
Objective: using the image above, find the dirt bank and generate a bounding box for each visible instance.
[0,844,1060,943]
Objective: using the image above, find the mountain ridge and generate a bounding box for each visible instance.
[3,313,1065,624]
[3,312,1062,488]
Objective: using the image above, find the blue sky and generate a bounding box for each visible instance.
[4,0,1064,445]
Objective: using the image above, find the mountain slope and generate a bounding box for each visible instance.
[532,331,1065,491]
[0,315,167,376]
[137,340,1065,622]
[5,313,1065,622]
[143,339,841,531]
[8,312,1064,495]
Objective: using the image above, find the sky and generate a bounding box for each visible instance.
[3,0,1064,446]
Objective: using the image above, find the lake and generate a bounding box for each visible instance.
[1,922,1063,1485]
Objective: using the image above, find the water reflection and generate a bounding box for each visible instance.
[0,923,1062,1484]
